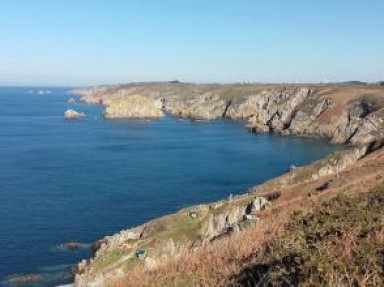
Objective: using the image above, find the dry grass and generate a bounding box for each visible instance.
[107,147,384,287]
[109,214,287,287]
[315,86,384,122]
[234,187,384,286]
[110,186,384,287]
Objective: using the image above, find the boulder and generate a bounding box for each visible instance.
[64,109,85,119]
[245,197,269,215]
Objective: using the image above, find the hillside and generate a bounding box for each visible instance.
[106,141,384,287]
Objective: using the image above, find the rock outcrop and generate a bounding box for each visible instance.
[72,83,384,145]
[64,109,85,119]
[226,87,310,132]
[67,97,76,104]
[74,196,269,287]
[165,93,228,120]
[57,242,92,251]
[104,94,164,119]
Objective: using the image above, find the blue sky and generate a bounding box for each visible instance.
[0,0,383,86]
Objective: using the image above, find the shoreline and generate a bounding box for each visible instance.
[2,84,375,286]
[73,143,371,287]
[1,87,344,287]
[68,83,384,286]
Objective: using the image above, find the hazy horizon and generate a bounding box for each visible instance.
[1,0,383,86]
[0,79,381,88]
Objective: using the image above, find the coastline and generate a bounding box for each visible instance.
[68,83,384,286]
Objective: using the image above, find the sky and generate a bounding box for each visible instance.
[0,0,383,86]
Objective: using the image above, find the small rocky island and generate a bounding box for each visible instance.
[64,109,85,120]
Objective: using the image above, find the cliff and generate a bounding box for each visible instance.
[104,94,163,119]
[70,83,384,286]
[73,83,384,145]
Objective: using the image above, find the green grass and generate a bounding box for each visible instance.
[92,248,127,272]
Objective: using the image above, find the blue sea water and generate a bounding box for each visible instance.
[0,87,344,286]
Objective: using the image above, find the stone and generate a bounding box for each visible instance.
[245,197,269,215]
[289,165,297,171]
[64,109,85,119]
[189,209,198,219]
[58,242,92,251]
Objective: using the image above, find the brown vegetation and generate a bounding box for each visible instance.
[108,145,384,286]
[315,86,384,122]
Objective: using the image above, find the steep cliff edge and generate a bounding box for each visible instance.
[72,83,384,145]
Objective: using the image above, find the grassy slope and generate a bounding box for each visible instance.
[109,145,384,287]
[235,187,384,286]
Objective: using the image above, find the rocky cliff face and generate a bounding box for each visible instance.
[104,94,164,119]
[225,87,384,145]
[72,83,384,145]
[226,87,310,132]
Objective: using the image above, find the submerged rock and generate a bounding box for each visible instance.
[64,109,85,119]
[67,97,76,104]
[7,274,42,285]
[58,242,92,251]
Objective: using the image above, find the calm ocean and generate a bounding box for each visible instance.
[0,87,343,286]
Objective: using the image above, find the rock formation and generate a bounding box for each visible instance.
[64,109,85,119]
[67,97,76,104]
[104,94,164,119]
[72,83,384,145]
[74,196,268,287]
[57,242,92,251]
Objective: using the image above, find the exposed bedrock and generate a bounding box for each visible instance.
[72,83,384,145]
[64,109,85,119]
[104,94,164,119]
[226,87,310,132]
[165,92,228,120]
[74,196,270,287]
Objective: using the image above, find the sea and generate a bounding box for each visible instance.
[0,87,344,286]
